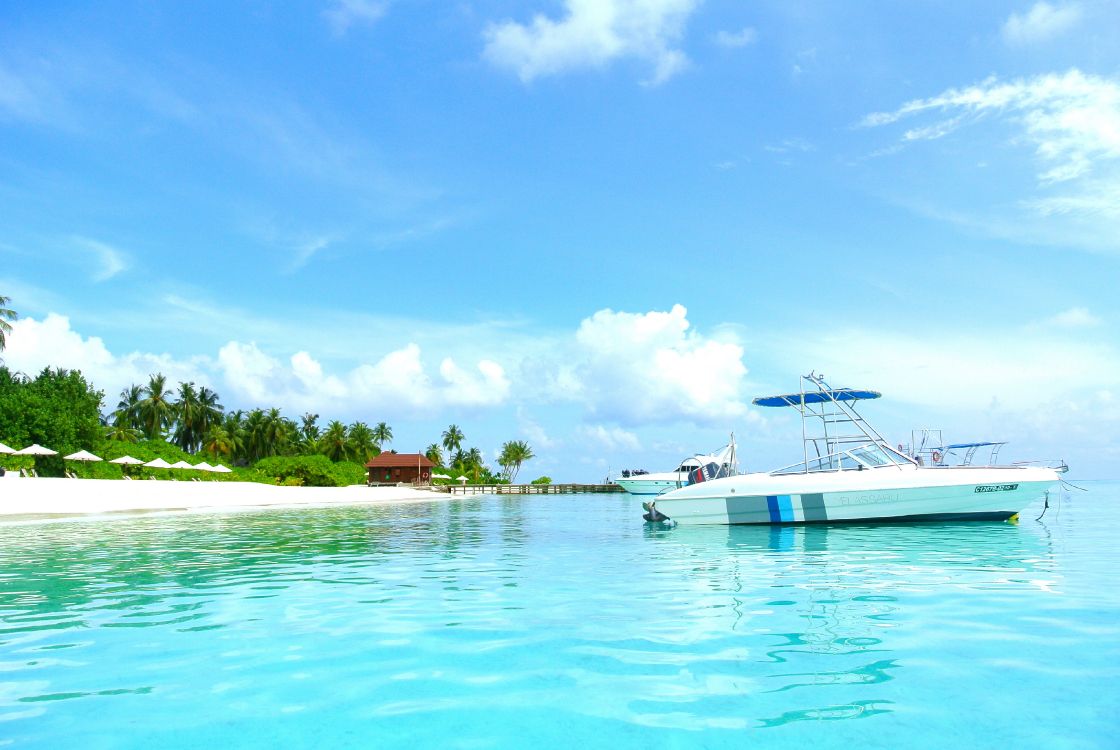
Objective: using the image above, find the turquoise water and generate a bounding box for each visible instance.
[1,484,1118,749]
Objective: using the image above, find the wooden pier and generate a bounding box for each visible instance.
[441,483,624,496]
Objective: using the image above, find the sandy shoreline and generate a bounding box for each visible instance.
[0,475,451,520]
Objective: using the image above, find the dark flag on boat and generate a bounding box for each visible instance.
[688,461,722,485]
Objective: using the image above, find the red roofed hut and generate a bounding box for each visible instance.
[365,453,435,486]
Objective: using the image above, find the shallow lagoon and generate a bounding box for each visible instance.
[1,483,1117,748]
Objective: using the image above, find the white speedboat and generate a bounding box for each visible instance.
[642,373,1062,525]
[616,440,737,496]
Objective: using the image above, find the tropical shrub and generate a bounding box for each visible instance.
[252,455,365,487]
[0,366,104,477]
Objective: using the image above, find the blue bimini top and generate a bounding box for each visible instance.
[752,388,882,407]
[944,442,1005,450]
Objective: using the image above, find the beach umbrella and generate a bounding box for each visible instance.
[14,443,57,456]
[144,458,172,469]
[211,464,232,473]
[64,449,103,462]
[169,460,195,470]
[0,442,14,455]
[456,475,468,483]
[193,461,215,472]
[109,455,144,465]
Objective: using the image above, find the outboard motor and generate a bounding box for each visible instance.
[642,500,670,523]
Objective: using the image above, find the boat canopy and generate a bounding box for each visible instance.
[758,373,912,475]
[753,388,881,408]
[944,441,1005,450]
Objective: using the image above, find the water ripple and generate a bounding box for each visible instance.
[0,487,1117,747]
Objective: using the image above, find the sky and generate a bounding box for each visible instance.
[2,0,1119,479]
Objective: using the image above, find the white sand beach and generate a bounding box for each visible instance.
[0,474,450,519]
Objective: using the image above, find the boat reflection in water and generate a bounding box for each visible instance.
[634,518,1056,728]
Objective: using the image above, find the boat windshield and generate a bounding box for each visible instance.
[849,443,895,467]
[772,442,913,475]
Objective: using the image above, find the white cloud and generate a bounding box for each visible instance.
[1046,306,1101,327]
[438,357,511,407]
[3,314,209,399]
[1002,2,1083,45]
[862,70,1120,185]
[219,342,511,415]
[518,410,559,450]
[1024,178,1120,220]
[4,314,510,418]
[73,237,128,281]
[290,236,333,271]
[0,62,47,121]
[713,27,757,49]
[567,304,749,425]
[579,424,642,451]
[764,137,814,154]
[766,326,1120,411]
[482,0,700,86]
[324,0,388,36]
[862,70,1120,249]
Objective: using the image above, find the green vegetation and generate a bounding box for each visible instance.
[530,476,552,485]
[0,367,104,476]
[251,455,366,487]
[0,295,15,359]
[497,440,536,483]
[0,296,537,486]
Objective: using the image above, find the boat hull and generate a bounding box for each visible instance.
[646,466,1059,525]
[615,474,686,496]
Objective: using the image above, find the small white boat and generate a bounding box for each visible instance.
[615,440,737,496]
[642,373,1062,525]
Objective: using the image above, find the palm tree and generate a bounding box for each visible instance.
[0,295,15,357]
[372,421,393,450]
[347,421,377,463]
[243,409,267,462]
[221,411,246,463]
[498,440,535,483]
[202,425,234,459]
[197,387,223,446]
[114,384,144,429]
[139,373,174,440]
[265,408,296,456]
[104,422,141,443]
[172,381,200,452]
[442,424,464,457]
[299,413,321,452]
[425,443,444,467]
[464,447,485,483]
[320,420,348,462]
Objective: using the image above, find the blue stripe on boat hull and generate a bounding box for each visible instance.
[766,495,781,523]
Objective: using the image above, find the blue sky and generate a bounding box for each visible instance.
[2,0,1119,478]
